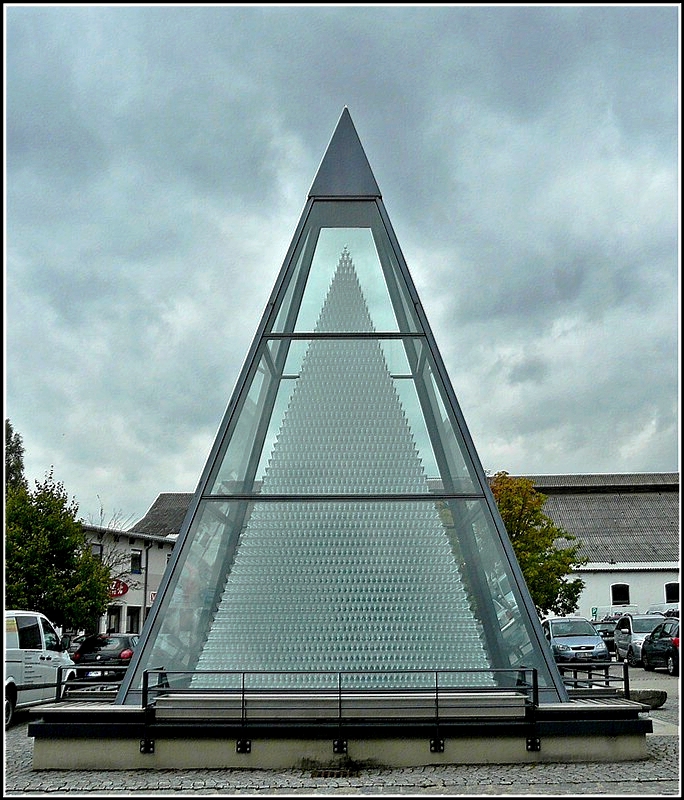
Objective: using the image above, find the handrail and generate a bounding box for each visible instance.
[141,667,540,726]
[557,661,630,699]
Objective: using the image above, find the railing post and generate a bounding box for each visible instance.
[55,666,63,702]
[622,660,630,700]
[142,669,149,708]
[241,672,246,725]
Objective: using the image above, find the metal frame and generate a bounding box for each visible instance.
[118,108,569,707]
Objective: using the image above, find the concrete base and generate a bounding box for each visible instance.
[32,732,649,770]
[28,695,653,770]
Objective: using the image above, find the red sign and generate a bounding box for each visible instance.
[110,579,129,598]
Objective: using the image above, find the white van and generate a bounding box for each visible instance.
[5,609,76,727]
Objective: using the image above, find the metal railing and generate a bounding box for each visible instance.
[58,665,130,700]
[139,667,539,726]
[557,661,630,699]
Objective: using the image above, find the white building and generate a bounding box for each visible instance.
[83,524,176,634]
[523,472,679,619]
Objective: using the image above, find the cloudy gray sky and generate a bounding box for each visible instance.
[5,4,679,527]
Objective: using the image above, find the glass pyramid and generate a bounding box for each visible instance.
[118,108,568,704]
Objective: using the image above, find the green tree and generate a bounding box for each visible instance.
[490,471,586,617]
[5,418,27,493]
[5,468,112,630]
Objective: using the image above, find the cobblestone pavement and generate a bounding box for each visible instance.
[4,709,679,797]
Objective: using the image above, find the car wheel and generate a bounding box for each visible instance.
[4,689,16,729]
[627,648,639,667]
[642,652,654,671]
[667,656,678,677]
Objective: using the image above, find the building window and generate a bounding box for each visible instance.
[126,606,141,634]
[665,582,679,603]
[130,549,143,574]
[611,583,630,606]
[91,542,103,561]
[107,606,121,633]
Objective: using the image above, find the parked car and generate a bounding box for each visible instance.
[541,617,611,663]
[5,610,75,727]
[645,602,679,618]
[66,634,87,655]
[71,633,139,681]
[641,619,679,676]
[592,620,617,655]
[613,613,666,666]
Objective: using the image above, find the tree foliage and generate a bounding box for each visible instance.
[5,418,27,493]
[5,468,112,631]
[490,471,586,617]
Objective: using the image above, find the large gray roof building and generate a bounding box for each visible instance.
[130,473,679,568]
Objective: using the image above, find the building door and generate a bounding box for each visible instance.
[107,606,122,633]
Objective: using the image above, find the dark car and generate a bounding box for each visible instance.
[641,619,679,676]
[71,633,139,681]
[66,634,86,655]
[592,620,617,655]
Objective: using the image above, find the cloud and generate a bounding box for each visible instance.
[5,5,679,523]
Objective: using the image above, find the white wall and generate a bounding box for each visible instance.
[84,529,175,634]
[574,566,680,619]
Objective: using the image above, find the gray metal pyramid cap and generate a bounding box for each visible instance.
[308,107,381,198]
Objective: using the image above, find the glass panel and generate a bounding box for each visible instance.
[207,342,285,494]
[296,228,397,332]
[419,345,480,493]
[436,499,547,674]
[125,498,554,692]
[208,337,479,496]
[269,202,421,335]
[271,228,316,334]
[127,500,253,689]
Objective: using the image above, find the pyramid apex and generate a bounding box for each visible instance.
[308,108,381,198]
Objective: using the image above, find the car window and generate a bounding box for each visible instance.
[100,636,137,651]
[40,618,61,651]
[16,615,42,649]
[78,635,108,653]
[633,617,664,633]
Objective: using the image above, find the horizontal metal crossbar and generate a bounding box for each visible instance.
[154,689,529,723]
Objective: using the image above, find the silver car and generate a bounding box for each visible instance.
[541,617,611,663]
[613,613,666,666]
